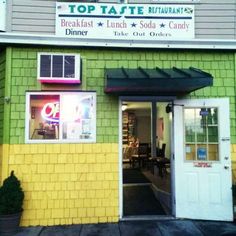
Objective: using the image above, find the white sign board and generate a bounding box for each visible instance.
[152,0,199,2]
[0,0,6,31]
[56,3,195,40]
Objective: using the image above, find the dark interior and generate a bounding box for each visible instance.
[122,101,172,217]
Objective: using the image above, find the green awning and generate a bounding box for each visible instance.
[104,67,213,96]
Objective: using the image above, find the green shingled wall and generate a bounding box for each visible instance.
[5,47,236,144]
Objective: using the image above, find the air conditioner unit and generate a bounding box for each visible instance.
[0,0,6,31]
[37,53,81,84]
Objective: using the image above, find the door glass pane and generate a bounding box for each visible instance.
[196,126,207,143]
[184,107,219,162]
[185,144,195,161]
[208,144,218,161]
[185,126,195,143]
[208,126,218,142]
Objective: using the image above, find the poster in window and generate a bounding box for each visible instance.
[197,147,207,161]
[61,93,95,141]
[66,122,82,139]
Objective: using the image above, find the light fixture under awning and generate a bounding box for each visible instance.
[104,67,213,96]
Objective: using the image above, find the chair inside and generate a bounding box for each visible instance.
[131,145,149,168]
[157,143,166,158]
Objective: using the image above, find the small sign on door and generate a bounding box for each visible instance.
[194,162,212,168]
[197,147,207,161]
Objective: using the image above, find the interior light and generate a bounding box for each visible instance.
[122,104,127,111]
[166,104,172,113]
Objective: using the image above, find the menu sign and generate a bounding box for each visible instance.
[56,3,195,40]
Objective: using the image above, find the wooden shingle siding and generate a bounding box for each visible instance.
[195,1,236,39]
[10,0,236,39]
[11,0,55,34]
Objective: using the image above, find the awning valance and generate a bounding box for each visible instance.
[104,67,213,96]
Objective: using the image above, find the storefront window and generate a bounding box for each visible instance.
[26,92,96,143]
[184,108,219,161]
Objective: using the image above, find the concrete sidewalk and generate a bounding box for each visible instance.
[13,219,236,236]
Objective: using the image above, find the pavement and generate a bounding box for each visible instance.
[11,219,236,236]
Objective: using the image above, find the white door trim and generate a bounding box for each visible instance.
[118,98,123,219]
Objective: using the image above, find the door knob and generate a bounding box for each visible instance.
[221,137,230,141]
[224,165,230,169]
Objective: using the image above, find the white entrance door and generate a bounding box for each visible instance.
[173,98,233,221]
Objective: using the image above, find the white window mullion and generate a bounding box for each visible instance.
[206,123,209,161]
[62,55,65,78]
[58,94,62,141]
[194,109,197,161]
[76,55,80,79]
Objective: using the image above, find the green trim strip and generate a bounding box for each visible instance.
[235,53,236,95]
[3,47,12,144]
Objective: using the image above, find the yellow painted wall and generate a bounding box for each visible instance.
[0,144,9,184]
[1,143,236,226]
[0,145,2,181]
[1,143,119,226]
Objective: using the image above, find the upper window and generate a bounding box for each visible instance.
[37,53,81,84]
[26,91,96,143]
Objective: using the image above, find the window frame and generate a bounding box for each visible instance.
[37,53,81,84]
[184,107,219,162]
[25,91,96,144]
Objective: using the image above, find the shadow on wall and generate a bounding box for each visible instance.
[232,163,236,208]
[233,161,236,181]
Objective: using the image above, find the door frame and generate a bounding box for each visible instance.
[118,96,175,219]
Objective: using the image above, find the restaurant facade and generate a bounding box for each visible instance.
[0,0,236,226]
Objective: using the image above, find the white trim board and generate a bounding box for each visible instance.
[0,33,236,50]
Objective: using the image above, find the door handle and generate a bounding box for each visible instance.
[221,137,230,141]
[224,165,230,170]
